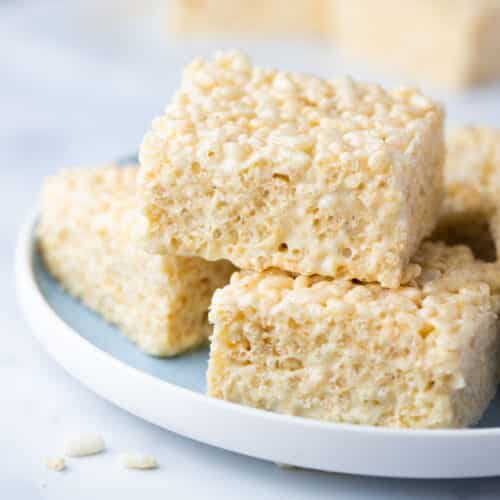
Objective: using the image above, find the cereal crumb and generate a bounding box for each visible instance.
[119,453,157,470]
[45,457,66,471]
[63,434,105,457]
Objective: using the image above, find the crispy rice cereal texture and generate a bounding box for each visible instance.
[169,0,331,37]
[434,127,500,262]
[207,242,500,429]
[138,51,444,288]
[38,165,235,357]
[445,127,500,194]
[334,0,500,88]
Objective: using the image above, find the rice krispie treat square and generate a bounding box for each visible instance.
[434,127,500,262]
[334,0,500,88]
[445,127,500,195]
[207,242,500,428]
[433,184,498,263]
[138,51,444,288]
[169,0,330,37]
[38,165,235,357]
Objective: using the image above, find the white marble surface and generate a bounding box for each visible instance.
[2,1,500,498]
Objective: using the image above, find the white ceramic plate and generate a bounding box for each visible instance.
[16,210,500,479]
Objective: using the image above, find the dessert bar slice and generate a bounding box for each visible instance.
[38,165,235,356]
[208,242,500,428]
[139,51,444,287]
[434,127,500,262]
[334,0,500,88]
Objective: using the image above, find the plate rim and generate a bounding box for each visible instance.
[15,208,500,479]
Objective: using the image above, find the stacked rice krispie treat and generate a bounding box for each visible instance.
[137,51,500,428]
[138,51,443,288]
[435,127,500,262]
